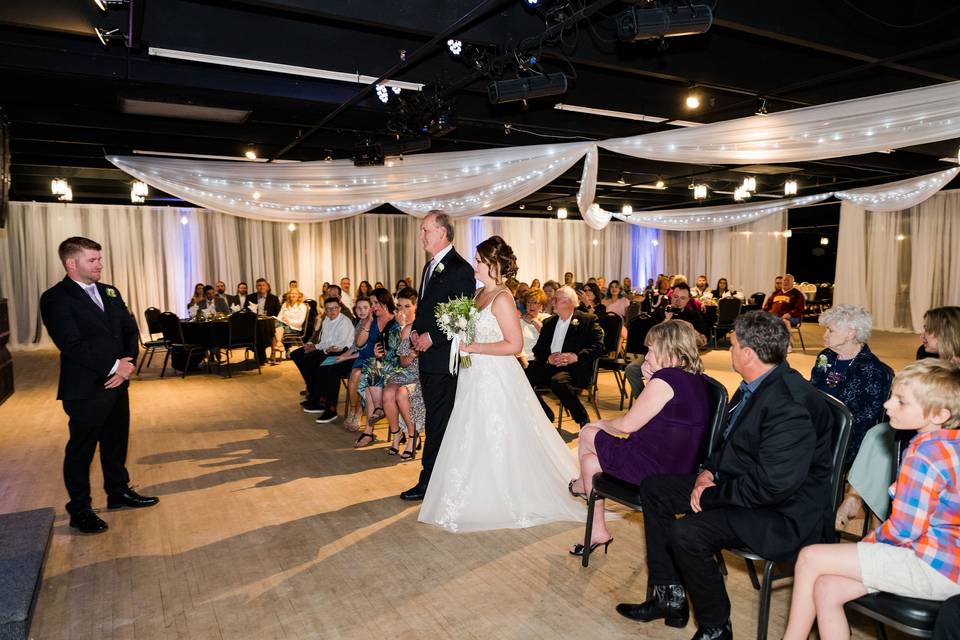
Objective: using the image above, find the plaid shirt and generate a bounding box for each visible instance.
[865,429,960,583]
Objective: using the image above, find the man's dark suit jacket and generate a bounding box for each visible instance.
[225,293,249,308]
[699,362,834,561]
[198,297,230,314]
[532,310,605,388]
[413,247,476,374]
[249,292,281,316]
[40,277,140,401]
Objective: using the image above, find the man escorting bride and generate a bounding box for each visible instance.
[417,234,586,532]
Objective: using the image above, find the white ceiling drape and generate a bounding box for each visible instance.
[599,80,960,164]
[611,193,832,231]
[109,142,595,223]
[833,167,959,211]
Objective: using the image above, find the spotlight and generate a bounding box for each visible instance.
[820,237,830,246]
[323,149,333,161]
[616,3,713,42]
[375,84,390,104]
[693,184,708,200]
[523,0,540,7]
[131,194,144,204]
[742,176,757,192]
[685,92,700,110]
[59,186,73,202]
[487,73,568,104]
[131,180,149,198]
[391,85,402,95]
[446,39,463,56]
[94,27,126,46]
[733,186,750,202]
[51,178,68,196]
[94,0,128,10]
[655,177,666,189]
[617,172,627,185]
[518,203,525,210]
[621,204,633,216]
[782,230,793,238]
[557,207,568,219]
[244,146,257,160]
[784,179,798,196]
[755,97,769,116]
[547,203,553,211]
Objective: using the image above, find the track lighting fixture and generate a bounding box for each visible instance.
[546,203,553,211]
[784,179,798,196]
[693,184,708,200]
[621,204,633,216]
[376,84,390,104]
[94,27,126,46]
[556,207,568,219]
[617,172,627,185]
[655,177,666,189]
[94,0,129,10]
[446,39,463,56]
[244,146,257,160]
[755,97,768,116]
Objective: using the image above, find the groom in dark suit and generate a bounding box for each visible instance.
[526,285,605,427]
[40,237,158,534]
[400,211,476,501]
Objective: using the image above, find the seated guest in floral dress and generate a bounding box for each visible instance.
[353,289,397,447]
[567,319,710,556]
[809,305,892,528]
[382,288,425,460]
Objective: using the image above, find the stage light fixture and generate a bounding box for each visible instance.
[693,184,708,200]
[784,179,798,196]
[655,177,666,189]
[131,180,149,197]
[617,172,627,185]
[616,3,713,42]
[733,186,750,202]
[51,178,68,196]
[518,203,525,209]
[556,207,568,219]
[446,39,463,56]
[742,176,757,192]
[523,0,540,7]
[755,97,769,116]
[820,237,830,246]
[376,84,390,104]
[547,203,553,211]
[59,186,73,202]
[685,92,700,109]
[621,204,633,216]
[94,0,129,10]
[391,85,401,95]
[487,73,568,104]
[782,229,793,238]
[95,27,126,46]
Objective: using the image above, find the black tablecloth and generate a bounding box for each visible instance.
[171,317,275,371]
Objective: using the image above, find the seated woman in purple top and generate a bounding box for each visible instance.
[567,319,710,556]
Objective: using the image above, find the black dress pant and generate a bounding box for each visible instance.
[61,388,131,515]
[639,474,744,628]
[417,369,458,489]
[524,361,590,425]
[290,347,324,398]
[313,360,354,412]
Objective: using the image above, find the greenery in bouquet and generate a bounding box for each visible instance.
[435,296,478,368]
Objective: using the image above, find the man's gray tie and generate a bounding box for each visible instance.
[86,285,104,311]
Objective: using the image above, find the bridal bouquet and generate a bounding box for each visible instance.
[435,296,478,372]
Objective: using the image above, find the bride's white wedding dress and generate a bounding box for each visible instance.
[418,293,587,532]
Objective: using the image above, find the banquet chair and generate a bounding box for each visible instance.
[712,297,742,347]
[721,391,852,640]
[144,306,164,340]
[134,312,170,375]
[580,375,728,568]
[750,292,766,306]
[596,312,628,409]
[538,358,602,433]
[791,315,807,352]
[157,312,207,379]
[282,303,317,354]
[220,310,260,377]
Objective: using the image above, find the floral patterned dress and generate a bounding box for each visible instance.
[386,333,425,433]
[357,319,400,404]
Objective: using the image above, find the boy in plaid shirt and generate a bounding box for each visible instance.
[782,359,960,640]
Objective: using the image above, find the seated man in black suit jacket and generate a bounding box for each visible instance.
[525,285,604,427]
[617,311,833,640]
[225,281,249,309]
[39,236,159,535]
[249,278,281,316]
[196,285,230,315]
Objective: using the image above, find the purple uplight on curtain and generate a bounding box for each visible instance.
[631,225,661,287]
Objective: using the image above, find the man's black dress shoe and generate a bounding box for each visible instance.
[400,485,427,501]
[616,584,689,628]
[69,509,108,534]
[107,488,160,509]
[691,622,732,640]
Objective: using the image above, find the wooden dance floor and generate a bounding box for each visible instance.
[0,326,921,639]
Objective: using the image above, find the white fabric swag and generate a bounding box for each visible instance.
[612,193,832,231]
[834,190,960,333]
[109,81,960,230]
[833,167,959,212]
[109,142,596,223]
[600,81,960,164]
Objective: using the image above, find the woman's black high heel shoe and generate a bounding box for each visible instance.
[568,479,588,501]
[569,538,613,557]
[386,428,407,455]
[400,432,419,461]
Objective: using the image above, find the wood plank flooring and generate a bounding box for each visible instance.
[0,325,922,639]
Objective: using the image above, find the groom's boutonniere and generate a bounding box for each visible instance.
[434,262,445,274]
[816,354,830,371]
[105,287,117,298]
[571,318,580,327]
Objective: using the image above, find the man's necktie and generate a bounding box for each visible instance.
[422,258,435,292]
[86,284,104,311]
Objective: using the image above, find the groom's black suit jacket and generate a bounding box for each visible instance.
[40,277,140,402]
[699,363,835,561]
[413,247,476,374]
[532,310,605,388]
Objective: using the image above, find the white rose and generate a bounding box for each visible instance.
[457,317,467,329]
[441,313,451,324]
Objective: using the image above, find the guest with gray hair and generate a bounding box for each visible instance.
[810,304,892,528]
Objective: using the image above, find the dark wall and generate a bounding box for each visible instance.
[785,203,839,284]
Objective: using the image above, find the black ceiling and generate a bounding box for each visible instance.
[2,0,960,218]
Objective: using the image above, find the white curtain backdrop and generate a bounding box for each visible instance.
[659,212,787,298]
[835,190,960,332]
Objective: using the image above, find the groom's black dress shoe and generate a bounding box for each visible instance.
[107,488,159,509]
[616,584,689,628]
[400,485,427,501]
[690,622,732,640]
[69,509,109,534]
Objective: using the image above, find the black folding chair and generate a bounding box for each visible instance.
[555,358,602,431]
[136,308,170,375]
[219,310,260,377]
[596,312,628,409]
[722,392,853,640]
[713,297,742,346]
[282,304,317,354]
[580,375,728,567]
[157,312,207,378]
[750,292,766,306]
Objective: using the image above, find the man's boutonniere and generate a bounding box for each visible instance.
[816,354,830,371]
[434,262,445,274]
[105,287,117,298]
[571,318,580,327]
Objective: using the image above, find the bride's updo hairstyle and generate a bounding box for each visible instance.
[475,235,519,283]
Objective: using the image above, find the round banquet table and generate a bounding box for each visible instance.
[171,316,276,371]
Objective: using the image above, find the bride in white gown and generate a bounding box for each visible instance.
[418,236,586,532]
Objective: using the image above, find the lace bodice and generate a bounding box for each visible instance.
[473,304,505,345]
